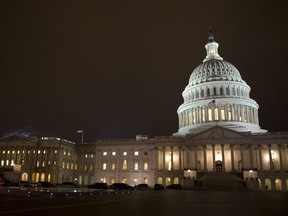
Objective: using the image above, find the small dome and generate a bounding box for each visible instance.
[188,59,246,86]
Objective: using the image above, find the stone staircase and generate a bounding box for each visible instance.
[192,172,248,191]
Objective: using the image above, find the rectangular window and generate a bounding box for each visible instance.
[112,152,116,156]
[134,162,139,170]
[134,151,139,156]
[111,163,115,171]
[122,160,127,170]
[62,162,65,169]
[144,162,148,171]
[103,163,107,170]
[67,163,69,169]
[103,152,107,156]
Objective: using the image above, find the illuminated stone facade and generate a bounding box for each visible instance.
[1,28,288,192]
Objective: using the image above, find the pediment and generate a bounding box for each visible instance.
[186,126,250,140]
[0,135,37,142]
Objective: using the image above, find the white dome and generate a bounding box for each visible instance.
[188,59,245,86]
[174,27,267,136]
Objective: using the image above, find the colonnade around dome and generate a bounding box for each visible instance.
[179,104,259,128]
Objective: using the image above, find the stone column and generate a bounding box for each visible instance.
[185,147,190,169]
[221,144,226,172]
[231,145,235,172]
[212,144,216,171]
[255,110,259,124]
[225,105,228,121]
[278,144,284,172]
[170,147,174,171]
[195,107,199,124]
[268,144,274,171]
[194,146,198,170]
[179,147,182,170]
[231,105,235,121]
[241,106,244,122]
[258,145,263,171]
[284,145,288,172]
[254,108,257,124]
[249,145,253,169]
[162,147,166,171]
[237,106,241,122]
[152,148,157,170]
[203,145,207,172]
[217,105,221,121]
[245,106,248,122]
[240,145,244,170]
[205,106,209,122]
[183,111,186,126]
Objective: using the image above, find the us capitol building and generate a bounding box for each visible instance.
[1,28,288,192]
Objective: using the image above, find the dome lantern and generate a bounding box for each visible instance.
[203,27,223,62]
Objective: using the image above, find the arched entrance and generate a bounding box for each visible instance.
[265,179,272,191]
[165,177,171,186]
[216,160,222,172]
[21,173,28,181]
[275,179,282,191]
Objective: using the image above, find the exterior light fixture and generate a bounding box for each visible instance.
[249,170,253,179]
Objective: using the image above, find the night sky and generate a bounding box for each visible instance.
[1,1,288,142]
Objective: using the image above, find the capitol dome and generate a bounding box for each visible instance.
[174,27,267,136]
[188,59,245,86]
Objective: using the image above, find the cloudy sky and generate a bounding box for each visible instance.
[1,0,287,142]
